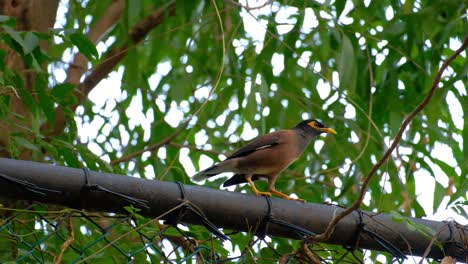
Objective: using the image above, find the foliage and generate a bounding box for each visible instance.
[0,0,466,262]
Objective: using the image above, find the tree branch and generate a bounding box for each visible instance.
[311,36,468,242]
[47,0,177,137]
[110,119,188,164]
[53,216,75,264]
[167,142,222,156]
[65,0,125,85]
[0,157,465,260]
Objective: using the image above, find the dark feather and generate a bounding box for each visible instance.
[226,133,281,159]
[223,174,263,187]
[192,165,218,181]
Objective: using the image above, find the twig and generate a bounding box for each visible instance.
[167,142,221,156]
[65,0,124,85]
[286,170,336,188]
[441,256,456,264]
[229,0,273,11]
[163,234,204,263]
[418,223,453,264]
[301,242,322,264]
[152,0,227,178]
[311,36,468,242]
[111,120,189,164]
[53,216,75,264]
[77,202,188,263]
[46,0,177,137]
[278,249,300,264]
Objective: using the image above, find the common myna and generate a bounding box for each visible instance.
[192,119,336,202]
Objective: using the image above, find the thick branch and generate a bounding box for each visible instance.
[110,119,188,164]
[65,0,125,85]
[0,158,465,261]
[311,37,468,242]
[47,0,177,137]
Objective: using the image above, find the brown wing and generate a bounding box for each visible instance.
[226,131,285,159]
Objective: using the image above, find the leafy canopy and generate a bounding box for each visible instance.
[0,0,466,262]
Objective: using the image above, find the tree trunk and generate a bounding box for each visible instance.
[0,0,59,158]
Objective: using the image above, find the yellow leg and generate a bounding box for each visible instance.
[245,175,272,197]
[270,188,305,202]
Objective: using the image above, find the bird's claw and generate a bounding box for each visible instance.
[255,191,272,197]
[286,197,305,203]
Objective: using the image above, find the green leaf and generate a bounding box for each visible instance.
[61,148,80,168]
[462,95,468,172]
[405,218,436,238]
[450,201,467,219]
[12,136,40,152]
[2,25,27,53]
[0,93,10,118]
[123,205,144,219]
[0,15,11,23]
[448,179,467,206]
[38,139,58,157]
[0,15,15,27]
[432,158,457,178]
[389,211,404,222]
[337,33,356,92]
[51,82,76,99]
[36,74,55,124]
[23,32,39,54]
[69,32,98,61]
[0,1,466,261]
[433,181,445,213]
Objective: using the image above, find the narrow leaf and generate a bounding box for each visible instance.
[69,33,98,61]
[12,136,40,152]
[433,181,445,213]
[51,83,76,99]
[337,33,356,92]
[23,32,39,54]
[2,25,27,52]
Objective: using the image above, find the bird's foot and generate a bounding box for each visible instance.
[254,191,272,197]
[286,197,305,203]
[270,189,306,202]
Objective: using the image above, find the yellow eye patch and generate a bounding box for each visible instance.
[307,121,337,134]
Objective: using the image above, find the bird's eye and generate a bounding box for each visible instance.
[315,122,325,128]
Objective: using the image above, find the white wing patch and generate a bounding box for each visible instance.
[255,144,273,151]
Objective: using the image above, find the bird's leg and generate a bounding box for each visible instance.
[268,181,305,202]
[270,188,305,202]
[245,175,271,197]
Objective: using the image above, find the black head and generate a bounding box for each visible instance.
[294,119,337,136]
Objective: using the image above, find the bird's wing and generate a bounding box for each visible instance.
[226,131,284,159]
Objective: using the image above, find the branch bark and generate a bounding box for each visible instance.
[0,158,466,261]
[46,0,177,137]
[0,0,59,157]
[65,0,125,85]
[110,118,188,164]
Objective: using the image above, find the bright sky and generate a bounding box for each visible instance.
[53,0,466,262]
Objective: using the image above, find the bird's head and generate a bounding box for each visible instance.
[295,119,337,136]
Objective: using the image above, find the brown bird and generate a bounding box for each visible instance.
[192,119,337,202]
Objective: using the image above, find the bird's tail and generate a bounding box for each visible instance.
[192,159,237,181]
[222,174,246,187]
[223,174,261,187]
[191,165,222,181]
[192,159,238,181]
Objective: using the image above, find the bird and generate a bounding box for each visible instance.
[192,119,336,202]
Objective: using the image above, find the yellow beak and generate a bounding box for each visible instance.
[307,121,337,135]
[322,127,337,135]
